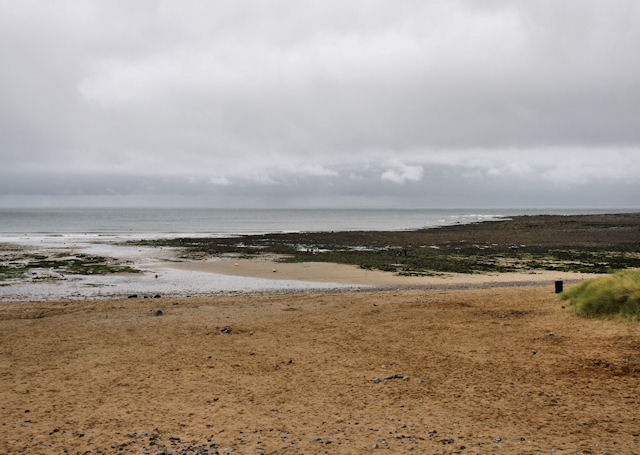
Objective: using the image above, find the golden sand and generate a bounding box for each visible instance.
[1,285,639,453]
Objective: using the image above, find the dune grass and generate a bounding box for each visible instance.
[560,269,640,320]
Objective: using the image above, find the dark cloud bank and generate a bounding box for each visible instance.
[1,1,639,208]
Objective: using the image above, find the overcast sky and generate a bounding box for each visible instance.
[1,0,639,208]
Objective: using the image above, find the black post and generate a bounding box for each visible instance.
[555,280,563,294]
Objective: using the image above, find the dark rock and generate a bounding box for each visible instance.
[371,377,381,384]
[128,294,138,299]
[154,294,161,298]
[155,310,163,316]
[384,374,403,380]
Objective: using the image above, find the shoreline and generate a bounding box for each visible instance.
[1,212,638,302]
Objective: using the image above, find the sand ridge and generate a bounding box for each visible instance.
[1,286,639,453]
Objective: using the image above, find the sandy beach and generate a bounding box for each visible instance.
[2,285,639,454]
[170,256,599,288]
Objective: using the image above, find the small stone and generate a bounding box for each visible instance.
[128,432,136,438]
[128,294,138,299]
[372,443,378,449]
[153,294,161,298]
[495,437,502,443]
[371,378,381,384]
[548,332,555,337]
[155,310,163,316]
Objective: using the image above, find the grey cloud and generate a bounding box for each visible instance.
[1,1,639,207]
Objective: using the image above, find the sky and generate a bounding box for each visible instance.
[1,0,639,208]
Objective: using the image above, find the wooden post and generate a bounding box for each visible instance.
[555,280,563,294]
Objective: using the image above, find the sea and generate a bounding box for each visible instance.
[0,207,635,238]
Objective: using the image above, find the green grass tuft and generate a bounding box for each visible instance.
[560,269,640,320]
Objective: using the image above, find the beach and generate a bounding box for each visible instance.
[1,212,639,453]
[1,286,639,454]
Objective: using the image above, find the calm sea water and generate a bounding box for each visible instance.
[0,208,635,237]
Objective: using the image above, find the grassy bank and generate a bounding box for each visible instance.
[561,269,640,320]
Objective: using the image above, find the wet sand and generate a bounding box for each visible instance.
[1,286,639,454]
[170,257,600,288]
